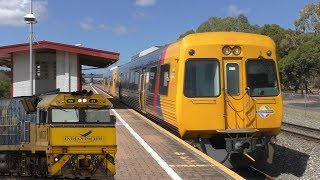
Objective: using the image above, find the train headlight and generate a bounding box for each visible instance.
[78,99,82,103]
[83,99,87,103]
[222,46,232,55]
[233,46,241,55]
[54,157,59,162]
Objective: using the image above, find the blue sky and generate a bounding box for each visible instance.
[0,0,318,74]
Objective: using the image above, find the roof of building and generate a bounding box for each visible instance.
[0,40,119,68]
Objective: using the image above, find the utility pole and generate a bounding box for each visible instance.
[24,0,37,95]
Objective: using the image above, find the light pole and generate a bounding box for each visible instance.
[24,0,37,96]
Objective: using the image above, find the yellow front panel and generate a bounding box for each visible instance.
[50,127,116,146]
[175,32,282,137]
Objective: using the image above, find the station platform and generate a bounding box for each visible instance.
[86,85,243,180]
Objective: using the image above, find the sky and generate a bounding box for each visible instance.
[0,0,318,74]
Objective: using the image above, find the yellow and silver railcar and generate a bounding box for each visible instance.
[104,32,283,168]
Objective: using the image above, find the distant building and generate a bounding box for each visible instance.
[0,41,119,97]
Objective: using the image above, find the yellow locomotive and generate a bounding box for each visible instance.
[103,32,282,168]
[0,91,116,178]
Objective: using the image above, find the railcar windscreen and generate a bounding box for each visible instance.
[246,60,279,96]
[184,59,220,97]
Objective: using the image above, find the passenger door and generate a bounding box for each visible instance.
[224,61,247,129]
[139,69,147,112]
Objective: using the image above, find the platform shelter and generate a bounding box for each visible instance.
[0,41,119,97]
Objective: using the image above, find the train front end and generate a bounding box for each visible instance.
[178,32,283,167]
[37,92,117,178]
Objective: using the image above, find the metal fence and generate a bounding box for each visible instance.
[283,92,320,121]
[0,97,36,145]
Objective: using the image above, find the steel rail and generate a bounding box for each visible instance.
[281,122,320,143]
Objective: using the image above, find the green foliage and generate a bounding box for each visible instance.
[279,35,320,92]
[0,70,10,98]
[179,29,195,39]
[258,24,287,58]
[196,15,259,33]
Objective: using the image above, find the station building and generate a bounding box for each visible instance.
[0,41,119,97]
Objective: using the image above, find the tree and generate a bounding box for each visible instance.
[0,70,10,98]
[179,29,195,39]
[279,35,320,93]
[294,2,320,35]
[258,24,288,58]
[194,15,259,34]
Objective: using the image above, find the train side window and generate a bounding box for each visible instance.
[125,72,129,89]
[39,110,47,123]
[149,67,157,93]
[159,64,170,96]
[130,71,135,89]
[134,71,140,90]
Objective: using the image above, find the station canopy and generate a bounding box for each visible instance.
[0,41,119,68]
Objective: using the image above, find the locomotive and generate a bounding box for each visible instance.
[103,32,283,167]
[0,90,116,178]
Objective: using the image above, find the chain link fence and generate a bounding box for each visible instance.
[283,92,320,122]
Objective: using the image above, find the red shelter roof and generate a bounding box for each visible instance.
[0,41,119,68]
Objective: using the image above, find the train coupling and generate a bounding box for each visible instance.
[225,137,259,153]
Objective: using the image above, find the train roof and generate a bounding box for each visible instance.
[117,46,166,72]
[37,93,113,109]
[115,32,275,72]
[182,32,275,47]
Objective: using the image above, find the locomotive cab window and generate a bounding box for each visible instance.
[246,60,279,96]
[38,110,48,123]
[159,64,170,96]
[184,59,220,97]
[84,109,112,123]
[51,109,79,123]
[51,108,112,123]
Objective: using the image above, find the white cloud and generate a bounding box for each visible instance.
[0,0,47,26]
[135,0,156,7]
[79,17,127,35]
[112,25,127,34]
[227,5,250,17]
[79,17,94,31]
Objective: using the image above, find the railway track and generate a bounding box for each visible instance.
[281,122,320,143]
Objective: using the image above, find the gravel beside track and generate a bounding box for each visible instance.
[256,105,320,179]
[254,132,320,180]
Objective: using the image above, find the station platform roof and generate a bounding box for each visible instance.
[0,41,119,68]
